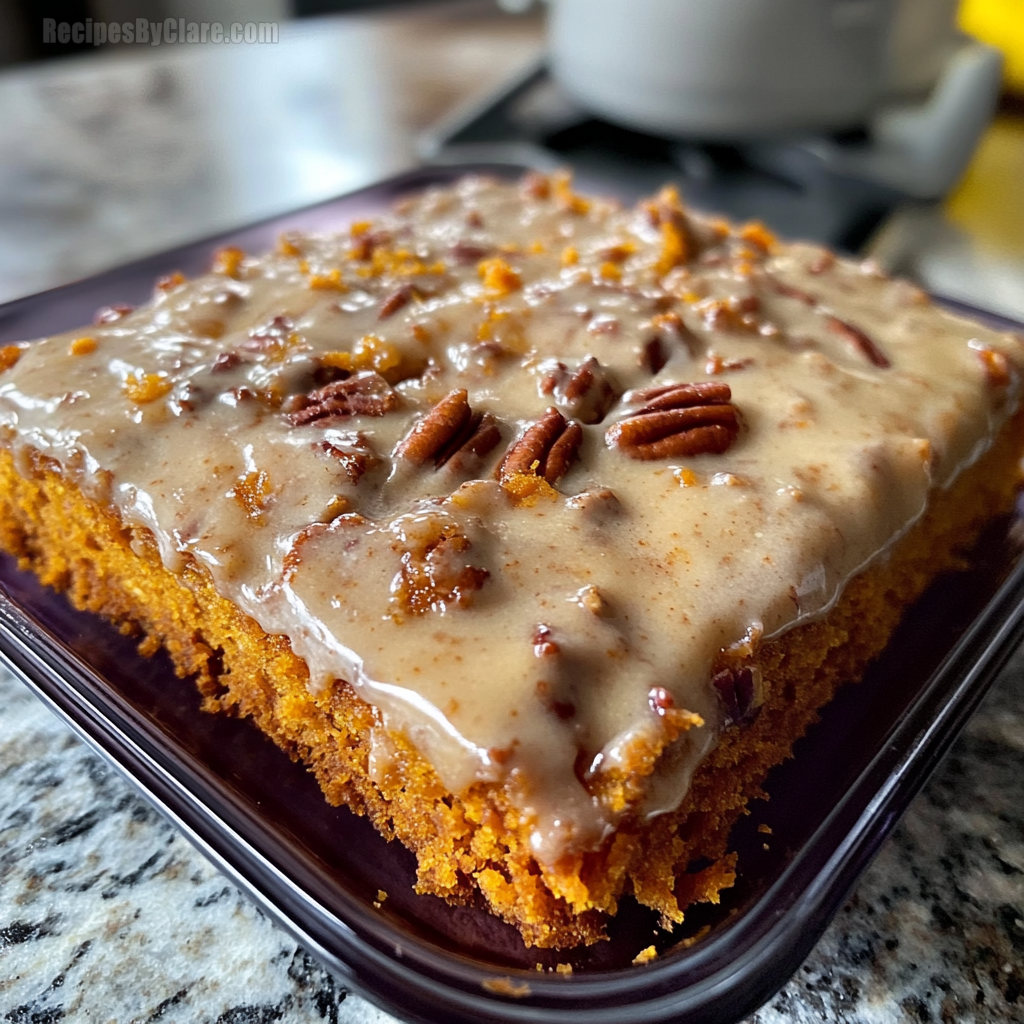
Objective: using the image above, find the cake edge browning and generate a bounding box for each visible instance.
[1,405,1021,949]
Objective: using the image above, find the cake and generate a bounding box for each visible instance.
[1,172,1021,949]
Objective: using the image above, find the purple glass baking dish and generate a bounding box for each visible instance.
[1,164,1023,1024]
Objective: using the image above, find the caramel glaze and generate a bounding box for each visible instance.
[2,174,1021,867]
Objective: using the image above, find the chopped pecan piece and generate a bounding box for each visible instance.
[395,389,501,472]
[711,665,760,727]
[770,280,816,306]
[450,240,491,264]
[391,523,490,616]
[315,433,380,484]
[809,252,836,275]
[379,284,414,320]
[826,316,890,368]
[651,311,698,350]
[283,512,368,581]
[974,344,1011,387]
[224,385,281,409]
[696,295,761,333]
[566,488,622,521]
[705,352,753,375]
[244,315,294,353]
[638,311,699,374]
[230,467,273,522]
[155,272,185,293]
[170,381,204,414]
[540,357,619,424]
[498,408,583,485]
[587,314,620,336]
[576,584,609,617]
[607,381,739,460]
[770,279,890,368]
[648,686,674,714]
[349,228,392,262]
[211,351,242,373]
[532,624,560,658]
[537,682,576,721]
[520,171,551,201]
[642,337,668,374]
[288,371,398,425]
[94,304,134,325]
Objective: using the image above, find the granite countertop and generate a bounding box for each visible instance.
[2,649,1023,1022]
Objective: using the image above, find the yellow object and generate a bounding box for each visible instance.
[946,116,1024,254]
[959,0,1024,92]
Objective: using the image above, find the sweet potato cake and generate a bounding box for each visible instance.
[1,172,1022,948]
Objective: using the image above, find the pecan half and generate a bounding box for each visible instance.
[540,357,618,424]
[498,408,583,485]
[394,389,501,472]
[606,381,739,460]
[443,414,501,475]
[711,665,759,727]
[288,371,398,425]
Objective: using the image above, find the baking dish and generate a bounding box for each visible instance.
[1,164,1023,1024]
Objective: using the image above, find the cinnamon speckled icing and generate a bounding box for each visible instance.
[1,174,1021,866]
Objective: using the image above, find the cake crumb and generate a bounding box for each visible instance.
[632,945,657,966]
[758,824,772,834]
[555,963,573,975]
[377,889,388,902]
[679,925,711,950]
[482,977,531,997]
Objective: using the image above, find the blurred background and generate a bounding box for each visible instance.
[0,0,1021,319]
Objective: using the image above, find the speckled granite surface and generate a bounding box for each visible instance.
[2,650,1022,1024]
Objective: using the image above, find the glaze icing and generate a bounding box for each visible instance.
[1,174,1020,865]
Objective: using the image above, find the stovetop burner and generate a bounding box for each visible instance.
[422,61,928,254]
